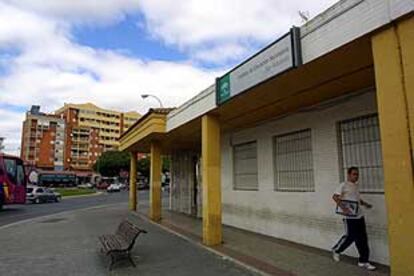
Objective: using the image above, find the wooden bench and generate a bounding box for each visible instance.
[99,220,147,270]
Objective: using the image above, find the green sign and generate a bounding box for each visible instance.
[216,27,302,105]
[217,74,231,104]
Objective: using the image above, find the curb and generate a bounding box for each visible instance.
[131,211,270,276]
[63,191,103,199]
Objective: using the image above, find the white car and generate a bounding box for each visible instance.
[78,183,93,189]
[107,183,121,193]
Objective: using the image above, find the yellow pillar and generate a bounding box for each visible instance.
[201,114,222,246]
[372,16,414,276]
[129,152,137,211]
[150,141,162,221]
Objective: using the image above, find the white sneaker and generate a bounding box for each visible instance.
[332,251,340,262]
[358,262,376,270]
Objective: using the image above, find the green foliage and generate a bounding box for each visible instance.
[54,188,95,197]
[93,151,171,178]
[137,157,149,177]
[162,156,171,172]
[93,150,130,177]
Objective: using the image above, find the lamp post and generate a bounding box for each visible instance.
[141,94,163,108]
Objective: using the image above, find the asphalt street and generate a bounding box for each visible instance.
[0,190,152,227]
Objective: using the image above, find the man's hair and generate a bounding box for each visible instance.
[347,166,359,175]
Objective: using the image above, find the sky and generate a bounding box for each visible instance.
[0,0,338,155]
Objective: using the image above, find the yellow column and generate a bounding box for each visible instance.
[372,16,414,276]
[399,18,414,150]
[150,141,162,221]
[201,114,222,246]
[129,152,137,211]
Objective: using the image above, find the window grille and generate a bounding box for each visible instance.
[338,114,384,193]
[233,141,258,190]
[274,129,314,192]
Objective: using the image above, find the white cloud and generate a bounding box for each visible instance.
[2,0,140,25]
[0,0,339,156]
[0,2,63,49]
[138,0,338,62]
[0,108,25,155]
[192,42,250,64]
[0,1,221,156]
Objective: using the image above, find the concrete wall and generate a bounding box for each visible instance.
[221,91,389,264]
[167,85,216,132]
[300,0,413,63]
[164,0,413,134]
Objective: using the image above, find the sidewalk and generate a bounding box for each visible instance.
[137,202,390,276]
[0,203,256,276]
[0,200,391,276]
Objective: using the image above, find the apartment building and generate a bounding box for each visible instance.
[55,103,140,171]
[20,106,65,170]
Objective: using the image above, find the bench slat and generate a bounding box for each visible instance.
[98,220,147,270]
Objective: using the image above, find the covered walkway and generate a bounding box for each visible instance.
[136,201,389,276]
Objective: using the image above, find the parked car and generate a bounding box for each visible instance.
[97,182,109,190]
[137,180,149,190]
[96,182,107,190]
[77,183,93,189]
[107,183,121,193]
[26,186,61,203]
[118,183,127,190]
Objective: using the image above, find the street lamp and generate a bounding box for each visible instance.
[141,94,163,108]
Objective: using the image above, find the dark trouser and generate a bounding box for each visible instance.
[332,217,370,263]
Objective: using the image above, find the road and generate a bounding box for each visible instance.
[0,190,152,227]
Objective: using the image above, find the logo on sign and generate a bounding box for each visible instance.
[218,74,231,104]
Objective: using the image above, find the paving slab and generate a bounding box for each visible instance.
[137,205,390,276]
[0,204,257,276]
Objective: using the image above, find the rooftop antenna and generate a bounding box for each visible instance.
[298,10,310,23]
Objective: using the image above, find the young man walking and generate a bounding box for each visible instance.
[332,167,376,270]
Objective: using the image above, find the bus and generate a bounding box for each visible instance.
[0,153,27,210]
[37,170,77,187]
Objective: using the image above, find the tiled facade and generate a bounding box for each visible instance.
[20,106,65,170]
[55,103,140,171]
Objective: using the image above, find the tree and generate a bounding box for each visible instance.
[93,150,130,177]
[137,157,150,178]
[93,151,170,178]
[136,156,170,177]
[162,156,171,172]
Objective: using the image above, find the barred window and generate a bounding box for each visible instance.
[338,114,384,193]
[274,129,314,192]
[233,141,258,191]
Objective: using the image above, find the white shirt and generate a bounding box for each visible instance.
[334,181,363,219]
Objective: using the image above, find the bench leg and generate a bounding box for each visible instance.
[108,254,115,271]
[127,251,136,267]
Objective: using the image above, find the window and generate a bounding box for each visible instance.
[274,129,314,192]
[233,141,258,190]
[4,158,17,183]
[16,163,25,186]
[338,114,383,193]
